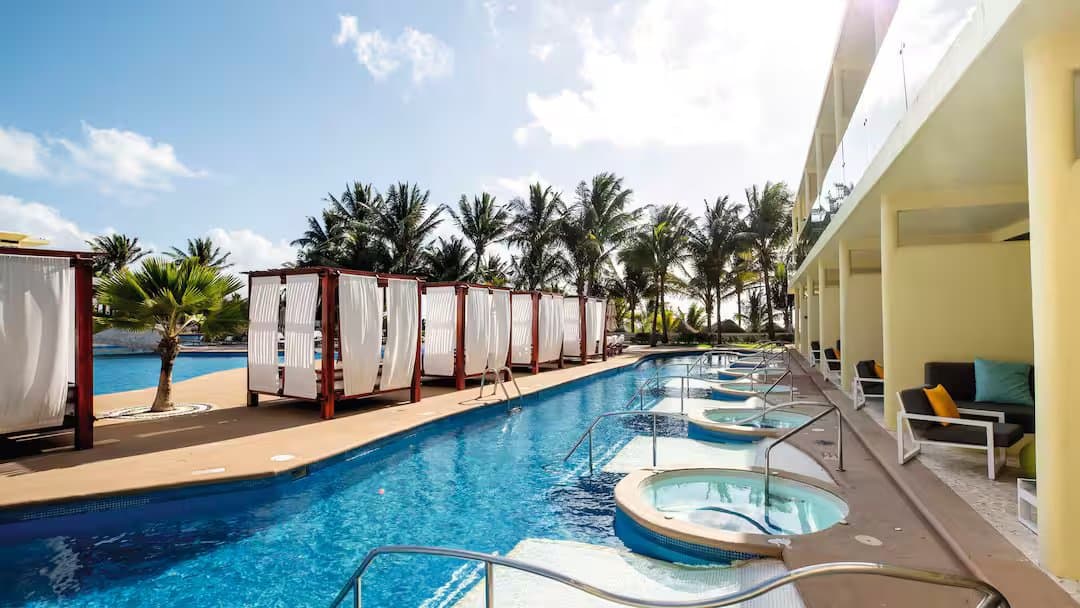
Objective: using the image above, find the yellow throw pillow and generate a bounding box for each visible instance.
[873,362,885,379]
[923,384,959,425]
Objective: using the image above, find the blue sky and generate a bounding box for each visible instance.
[1,0,852,273]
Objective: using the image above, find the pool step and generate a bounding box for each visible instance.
[448,538,804,608]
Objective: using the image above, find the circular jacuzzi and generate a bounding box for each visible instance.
[687,406,811,442]
[710,381,794,401]
[614,468,848,564]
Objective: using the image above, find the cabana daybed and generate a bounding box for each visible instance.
[421,282,512,389]
[246,267,422,419]
[509,290,565,373]
[0,247,96,450]
[562,295,608,363]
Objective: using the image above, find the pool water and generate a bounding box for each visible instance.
[646,470,848,536]
[703,409,809,429]
[94,353,248,395]
[1,355,709,607]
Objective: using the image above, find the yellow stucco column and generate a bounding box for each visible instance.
[839,241,885,393]
[839,243,853,389]
[880,196,900,429]
[806,277,819,360]
[817,263,840,375]
[1023,30,1080,578]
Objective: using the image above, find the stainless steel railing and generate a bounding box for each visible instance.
[563,410,690,475]
[762,402,845,507]
[328,545,1011,607]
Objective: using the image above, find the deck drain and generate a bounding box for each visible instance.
[768,538,791,547]
[855,535,883,547]
[192,467,226,476]
[271,454,295,462]
[810,428,825,432]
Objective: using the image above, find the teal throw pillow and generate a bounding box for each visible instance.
[974,358,1034,406]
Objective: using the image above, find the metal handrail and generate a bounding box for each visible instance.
[563,410,689,474]
[731,399,832,426]
[763,402,845,507]
[478,366,525,411]
[328,545,1011,608]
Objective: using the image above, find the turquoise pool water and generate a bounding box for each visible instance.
[0,355,707,607]
[94,352,248,395]
[703,409,809,429]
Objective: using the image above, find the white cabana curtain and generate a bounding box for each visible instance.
[383,278,418,390]
[464,288,490,375]
[0,255,73,433]
[510,293,533,365]
[248,276,282,394]
[562,296,581,356]
[423,286,456,377]
[587,299,604,356]
[283,274,319,399]
[339,274,382,396]
[487,290,511,369]
[538,294,564,362]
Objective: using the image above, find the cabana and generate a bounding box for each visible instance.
[246,267,422,419]
[509,291,565,373]
[562,295,608,363]
[421,282,512,390]
[0,247,96,449]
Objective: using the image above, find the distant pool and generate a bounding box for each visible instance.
[94,352,247,395]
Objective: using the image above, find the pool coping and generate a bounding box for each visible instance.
[0,348,700,518]
[613,466,849,560]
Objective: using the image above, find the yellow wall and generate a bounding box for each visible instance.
[840,270,883,387]
[881,240,1034,427]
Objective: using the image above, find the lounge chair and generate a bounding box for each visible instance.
[897,387,1024,479]
[821,347,841,385]
[809,340,821,366]
[851,360,883,410]
[924,362,1035,433]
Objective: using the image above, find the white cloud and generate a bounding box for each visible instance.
[335,15,453,84]
[205,227,296,274]
[56,122,205,191]
[529,42,555,62]
[0,194,94,249]
[0,126,49,177]
[516,0,844,148]
[482,1,517,38]
[486,172,549,201]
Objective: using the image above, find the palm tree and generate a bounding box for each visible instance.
[374,182,444,275]
[86,233,148,275]
[292,209,347,267]
[740,182,793,339]
[168,237,233,269]
[477,254,510,286]
[622,204,694,345]
[326,181,387,271]
[507,183,565,290]
[607,264,647,333]
[697,195,746,343]
[450,192,510,278]
[96,258,245,411]
[424,236,475,282]
[572,173,640,295]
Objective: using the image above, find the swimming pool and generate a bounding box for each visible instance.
[0,354,717,607]
[94,352,248,395]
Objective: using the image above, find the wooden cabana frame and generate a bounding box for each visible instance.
[421,282,513,390]
[563,295,608,364]
[245,267,422,420]
[0,246,97,450]
[509,290,565,374]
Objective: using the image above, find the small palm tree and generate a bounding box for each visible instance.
[572,173,640,295]
[86,233,148,276]
[450,192,509,278]
[168,237,233,269]
[477,254,510,286]
[96,258,246,411]
[292,209,348,267]
[325,181,387,271]
[740,182,793,339]
[375,182,444,275]
[507,183,565,290]
[621,204,694,345]
[424,236,475,282]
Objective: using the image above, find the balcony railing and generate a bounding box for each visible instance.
[796,0,979,267]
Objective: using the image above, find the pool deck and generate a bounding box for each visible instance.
[0,346,1073,607]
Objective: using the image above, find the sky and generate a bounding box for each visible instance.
[0,0,850,282]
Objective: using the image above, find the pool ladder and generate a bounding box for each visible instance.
[327,545,1012,607]
[477,366,525,411]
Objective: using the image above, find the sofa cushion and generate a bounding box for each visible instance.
[823,348,840,371]
[855,360,882,395]
[898,388,936,430]
[921,421,1024,447]
[974,358,1035,407]
[956,400,1036,434]
[925,362,976,402]
[923,385,959,425]
[874,362,884,379]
